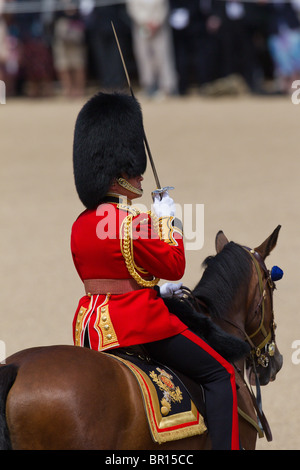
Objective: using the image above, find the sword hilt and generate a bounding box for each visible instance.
[151,186,175,200]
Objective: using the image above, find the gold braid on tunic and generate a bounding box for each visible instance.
[120,212,160,288]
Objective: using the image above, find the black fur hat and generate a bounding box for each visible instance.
[73,92,147,209]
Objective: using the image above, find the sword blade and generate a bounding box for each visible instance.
[111,21,161,189]
[111,21,133,95]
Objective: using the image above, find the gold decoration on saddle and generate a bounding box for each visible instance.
[106,353,207,443]
[150,368,183,416]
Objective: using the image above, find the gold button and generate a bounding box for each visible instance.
[102,315,107,322]
[104,324,109,330]
[101,307,106,313]
[106,334,112,340]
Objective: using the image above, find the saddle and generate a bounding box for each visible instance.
[103,293,270,444]
[107,345,271,445]
[107,346,207,444]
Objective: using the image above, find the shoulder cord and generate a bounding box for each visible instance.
[120,213,160,288]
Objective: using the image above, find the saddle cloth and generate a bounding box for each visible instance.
[107,351,207,444]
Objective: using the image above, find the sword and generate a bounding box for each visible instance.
[111,21,174,198]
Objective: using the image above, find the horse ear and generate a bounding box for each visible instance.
[254,225,281,260]
[215,231,229,253]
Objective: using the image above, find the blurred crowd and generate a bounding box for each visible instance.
[0,0,300,98]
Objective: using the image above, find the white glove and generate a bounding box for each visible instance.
[152,191,176,218]
[159,282,183,299]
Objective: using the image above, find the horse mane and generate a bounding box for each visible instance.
[163,241,252,361]
[192,242,252,320]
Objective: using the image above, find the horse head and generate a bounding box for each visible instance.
[215,226,283,386]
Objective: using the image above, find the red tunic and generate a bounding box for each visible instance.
[71,195,188,351]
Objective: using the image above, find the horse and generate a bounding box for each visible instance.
[0,226,283,450]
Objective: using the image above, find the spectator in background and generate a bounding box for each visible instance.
[169,0,209,95]
[13,0,54,97]
[53,0,86,97]
[293,0,300,20]
[243,1,274,89]
[207,0,257,91]
[0,7,8,82]
[82,2,127,90]
[267,1,300,93]
[0,7,21,96]
[126,0,178,98]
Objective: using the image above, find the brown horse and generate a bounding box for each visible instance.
[0,227,283,450]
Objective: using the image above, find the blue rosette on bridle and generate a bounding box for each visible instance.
[271,266,284,281]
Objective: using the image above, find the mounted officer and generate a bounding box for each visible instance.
[71,91,241,450]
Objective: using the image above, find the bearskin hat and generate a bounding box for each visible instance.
[73,92,147,209]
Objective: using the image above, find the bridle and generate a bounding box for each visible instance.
[204,246,278,370]
[180,245,281,441]
[182,246,280,442]
[228,246,279,442]
[242,247,277,369]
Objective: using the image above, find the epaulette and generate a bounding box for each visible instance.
[159,216,183,246]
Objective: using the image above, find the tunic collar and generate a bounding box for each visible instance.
[104,193,132,206]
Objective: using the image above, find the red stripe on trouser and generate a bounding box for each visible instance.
[182,329,240,450]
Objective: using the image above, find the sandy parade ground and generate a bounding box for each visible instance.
[0,90,299,450]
